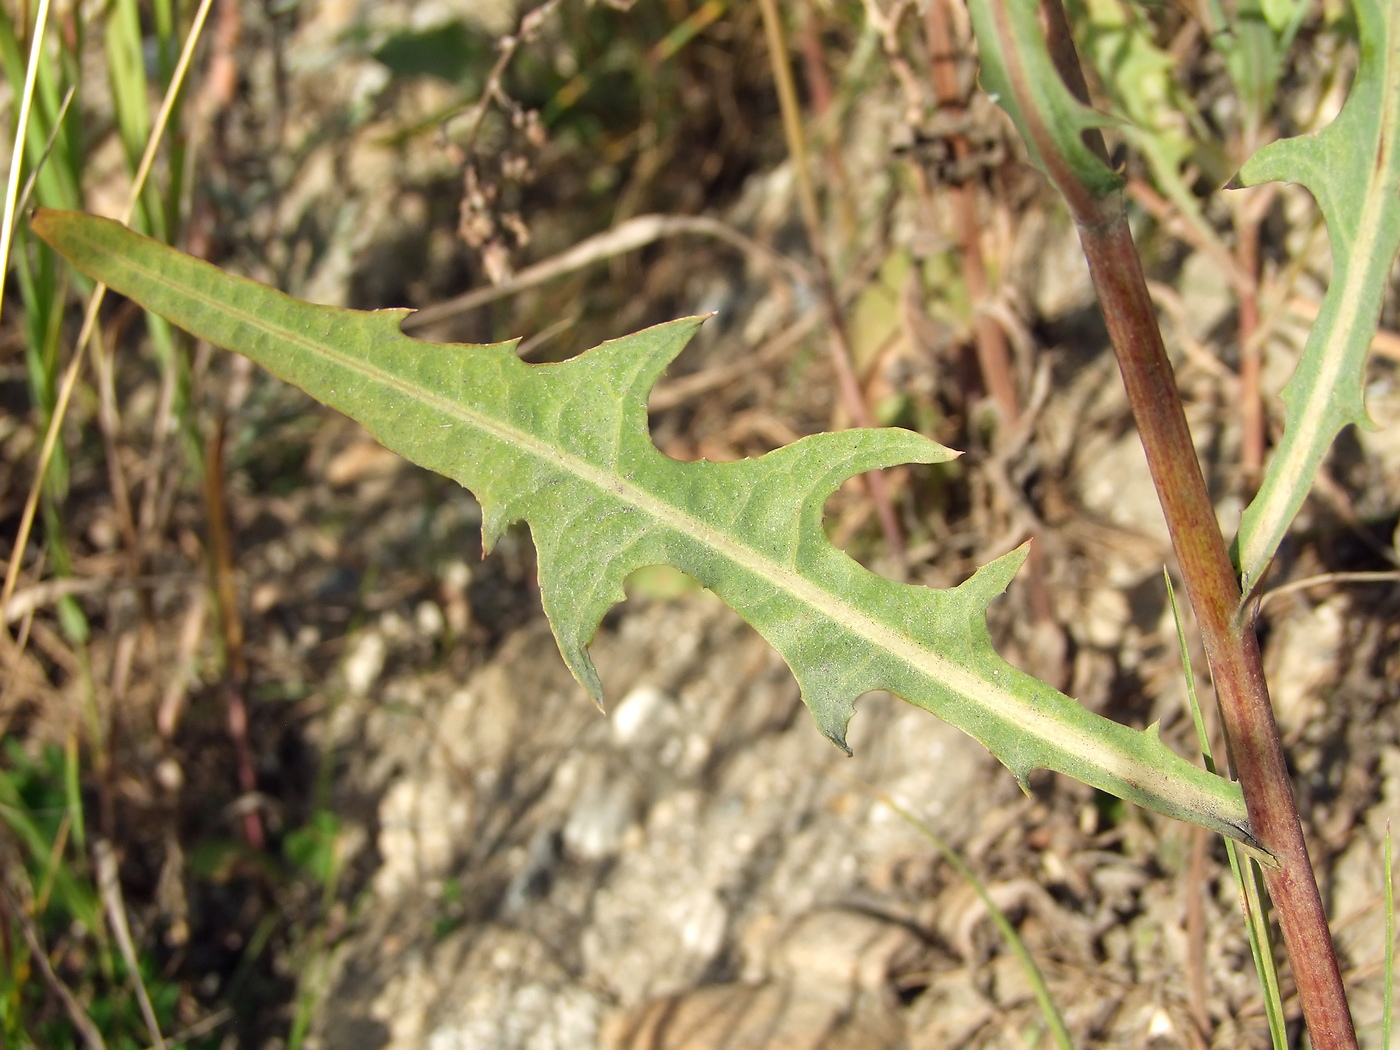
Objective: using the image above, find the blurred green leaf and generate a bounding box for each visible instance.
[373,21,492,85]
[284,811,341,887]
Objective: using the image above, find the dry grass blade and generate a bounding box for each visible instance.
[401,213,811,330]
[648,307,822,411]
[95,841,167,1050]
[3,573,198,624]
[1256,570,1400,612]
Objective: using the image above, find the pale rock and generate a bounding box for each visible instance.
[371,928,603,1050]
[563,776,638,861]
[1177,250,1234,342]
[673,887,728,959]
[343,630,386,696]
[415,600,445,638]
[1265,597,1345,735]
[609,684,677,746]
[1077,430,1170,545]
[1078,586,1132,649]
[1030,216,1094,319]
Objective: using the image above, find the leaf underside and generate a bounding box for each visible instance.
[967,0,1123,198]
[32,209,1256,848]
[1235,0,1400,589]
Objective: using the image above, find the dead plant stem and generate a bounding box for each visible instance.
[403,213,810,330]
[459,0,564,155]
[96,841,168,1050]
[923,0,1020,423]
[204,417,264,849]
[0,879,108,1050]
[758,0,904,559]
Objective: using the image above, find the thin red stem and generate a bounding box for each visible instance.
[1016,1,1358,1044]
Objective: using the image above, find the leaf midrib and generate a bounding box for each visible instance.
[111,238,1241,824]
[1241,0,1400,582]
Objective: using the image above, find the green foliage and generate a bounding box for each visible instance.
[966,0,1123,198]
[998,0,1400,594]
[1203,0,1309,137]
[0,741,97,933]
[1234,0,1400,588]
[0,745,196,1050]
[283,811,342,890]
[33,208,1258,848]
[1069,0,1236,237]
[373,21,494,85]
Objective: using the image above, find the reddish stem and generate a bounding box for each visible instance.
[1079,150,1357,1050]
[1015,1,1358,1044]
[923,0,1020,424]
[205,416,265,850]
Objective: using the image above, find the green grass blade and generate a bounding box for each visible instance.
[1386,822,1394,1049]
[1165,573,1288,1050]
[1234,0,1400,589]
[0,5,81,214]
[865,783,1075,1050]
[31,208,1265,849]
[63,732,84,852]
[0,764,99,932]
[0,0,53,333]
[0,0,215,620]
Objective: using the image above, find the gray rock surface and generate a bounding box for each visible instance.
[308,594,997,1049]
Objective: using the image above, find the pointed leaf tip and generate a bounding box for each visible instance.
[959,542,1030,604]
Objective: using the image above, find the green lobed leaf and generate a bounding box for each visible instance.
[1234,0,1400,589]
[967,0,1123,200]
[32,208,1257,848]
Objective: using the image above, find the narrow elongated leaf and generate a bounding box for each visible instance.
[1235,0,1400,589]
[32,209,1257,847]
[967,0,1122,201]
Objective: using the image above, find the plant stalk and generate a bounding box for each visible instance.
[758,0,905,560]
[1026,0,1357,1044]
[923,0,1020,424]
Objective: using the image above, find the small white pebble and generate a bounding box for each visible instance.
[610,685,671,744]
[155,758,184,792]
[344,632,386,696]
[1148,1007,1174,1038]
[415,600,445,638]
